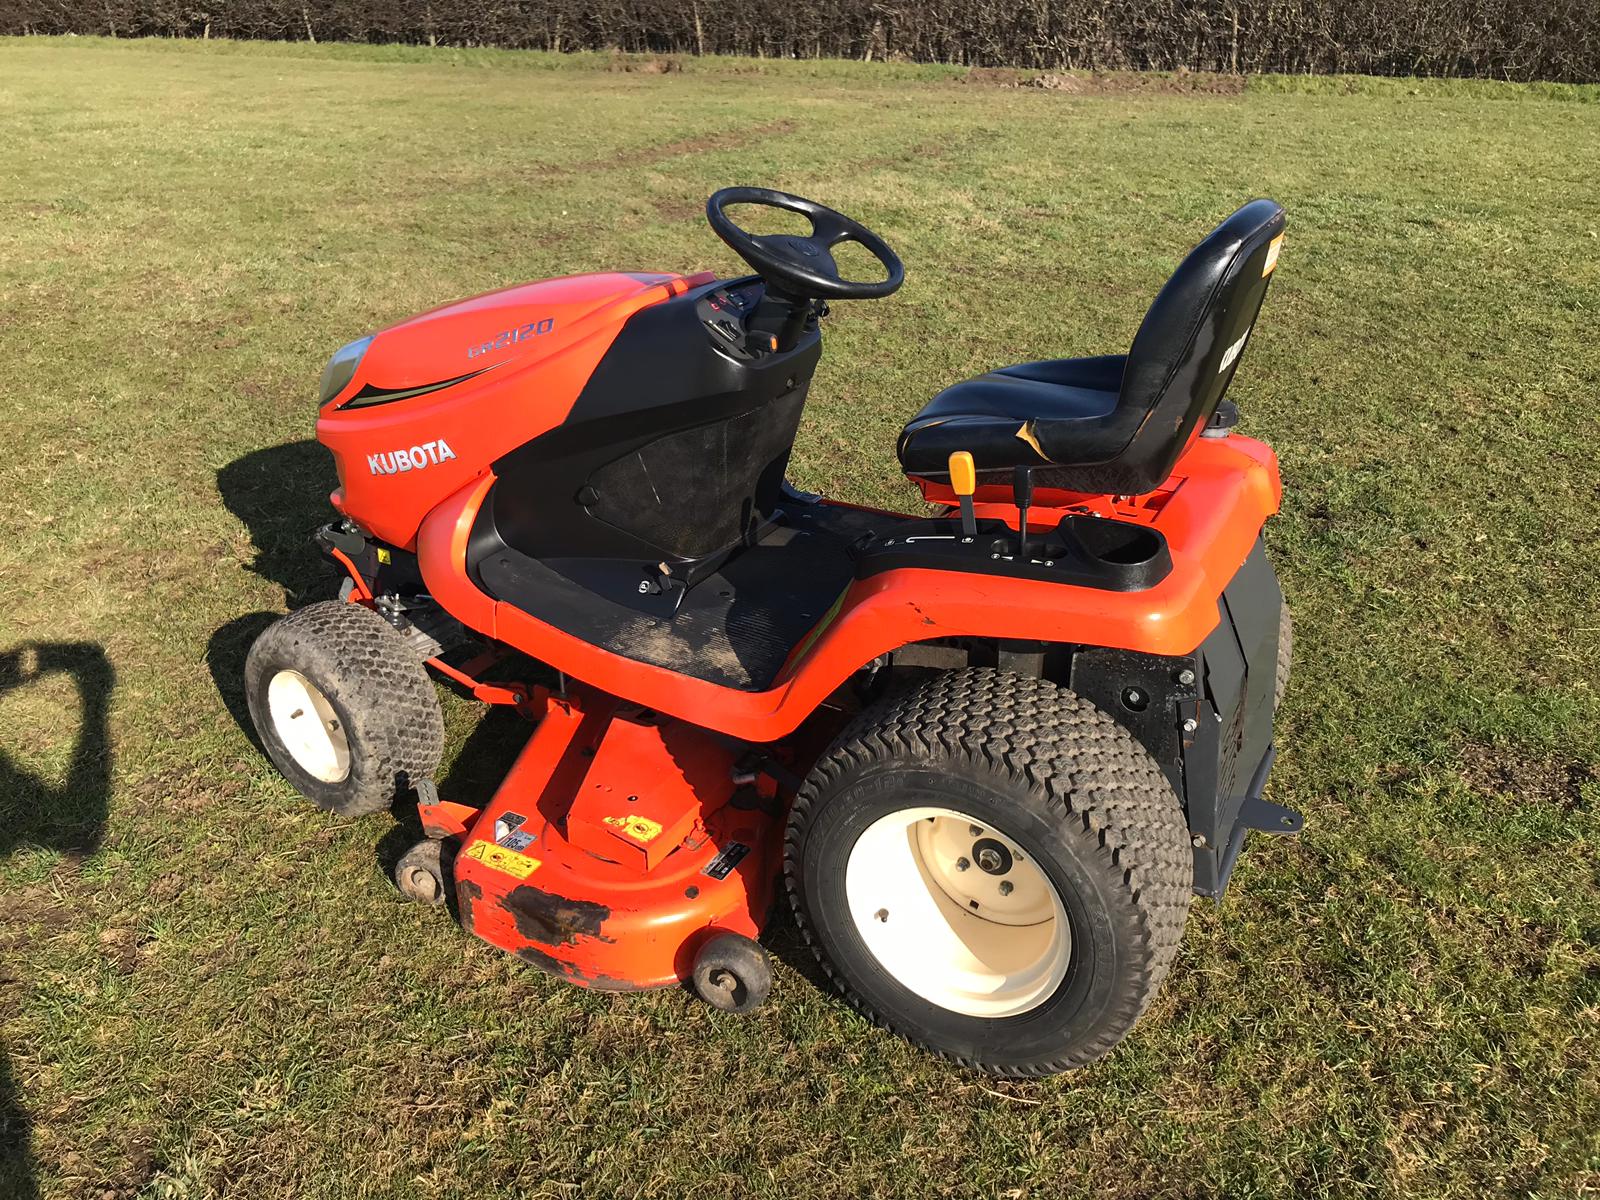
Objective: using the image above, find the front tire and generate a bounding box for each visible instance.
[785,668,1192,1077]
[245,601,444,817]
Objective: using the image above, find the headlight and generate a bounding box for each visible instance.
[318,335,374,406]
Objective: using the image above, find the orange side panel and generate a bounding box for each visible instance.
[419,434,1281,744]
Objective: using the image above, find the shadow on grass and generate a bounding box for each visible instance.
[215,439,341,606]
[208,438,342,759]
[204,613,279,755]
[0,640,116,1200]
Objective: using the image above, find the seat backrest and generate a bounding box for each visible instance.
[1112,199,1286,491]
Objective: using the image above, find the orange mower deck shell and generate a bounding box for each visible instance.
[411,432,1282,745]
[450,690,784,990]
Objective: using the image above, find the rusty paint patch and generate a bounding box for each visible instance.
[514,946,650,991]
[501,883,614,948]
[457,878,482,933]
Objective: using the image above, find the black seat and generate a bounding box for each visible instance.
[898,200,1286,495]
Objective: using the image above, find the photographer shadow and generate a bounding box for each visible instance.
[0,640,115,1200]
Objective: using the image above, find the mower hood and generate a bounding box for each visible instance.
[328,272,681,406]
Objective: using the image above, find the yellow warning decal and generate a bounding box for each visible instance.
[376,547,393,564]
[464,840,541,879]
[603,814,664,844]
[1262,233,1284,276]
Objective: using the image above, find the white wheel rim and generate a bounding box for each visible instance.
[266,670,351,784]
[845,806,1071,1018]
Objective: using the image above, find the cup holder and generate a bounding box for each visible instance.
[1058,514,1171,587]
[1065,516,1164,565]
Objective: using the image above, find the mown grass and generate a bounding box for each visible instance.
[0,35,1597,1200]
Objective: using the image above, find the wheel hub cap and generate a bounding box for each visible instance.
[844,806,1071,1018]
[266,669,351,784]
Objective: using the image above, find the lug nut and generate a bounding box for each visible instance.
[969,825,983,836]
[998,881,1014,897]
[976,847,1003,873]
[874,908,889,923]
[955,857,971,872]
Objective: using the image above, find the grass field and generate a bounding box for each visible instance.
[1,35,1598,1200]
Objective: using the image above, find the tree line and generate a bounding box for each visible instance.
[4,0,1595,82]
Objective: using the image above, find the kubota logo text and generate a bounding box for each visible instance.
[368,440,457,475]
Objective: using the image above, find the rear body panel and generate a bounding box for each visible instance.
[411,432,1280,743]
[1066,538,1289,895]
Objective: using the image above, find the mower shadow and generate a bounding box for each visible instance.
[756,897,836,997]
[0,639,116,1200]
[205,612,278,755]
[209,440,344,753]
[216,439,342,606]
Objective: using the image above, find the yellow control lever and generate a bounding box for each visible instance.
[949,451,976,496]
[949,451,978,540]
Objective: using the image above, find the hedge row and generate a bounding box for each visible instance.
[4,0,1596,82]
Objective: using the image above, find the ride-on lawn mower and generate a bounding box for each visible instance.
[245,187,1296,1076]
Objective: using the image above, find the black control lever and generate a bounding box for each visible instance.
[1013,465,1034,559]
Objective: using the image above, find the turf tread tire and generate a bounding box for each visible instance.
[785,667,1191,1077]
[245,601,444,817]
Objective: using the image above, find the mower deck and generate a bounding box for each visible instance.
[438,688,796,989]
[474,500,903,691]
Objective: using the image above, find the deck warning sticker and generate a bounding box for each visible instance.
[702,842,751,880]
[603,814,664,844]
[464,840,541,880]
[495,811,536,852]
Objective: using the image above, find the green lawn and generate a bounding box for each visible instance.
[1,36,1597,1200]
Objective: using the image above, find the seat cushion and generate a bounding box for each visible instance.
[897,354,1134,480]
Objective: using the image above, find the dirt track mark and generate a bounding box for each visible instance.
[1458,742,1595,812]
[533,118,798,179]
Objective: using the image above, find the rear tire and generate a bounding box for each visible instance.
[785,668,1191,1077]
[245,601,444,817]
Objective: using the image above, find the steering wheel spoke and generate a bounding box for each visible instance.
[808,209,854,247]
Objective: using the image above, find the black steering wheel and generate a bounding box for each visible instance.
[706,187,904,301]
